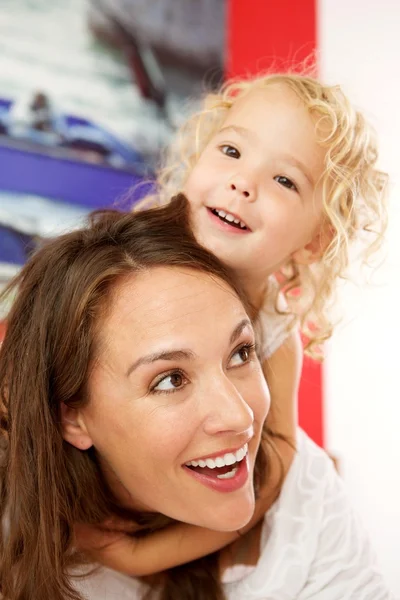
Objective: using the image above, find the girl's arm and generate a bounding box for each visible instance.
[74,463,283,577]
[75,330,302,576]
[75,496,270,577]
[75,522,235,576]
[262,327,302,448]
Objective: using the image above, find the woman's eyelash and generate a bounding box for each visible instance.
[240,342,256,354]
[231,342,257,363]
[150,369,188,395]
[149,342,256,395]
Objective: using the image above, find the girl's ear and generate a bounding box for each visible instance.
[292,223,334,265]
[60,402,93,450]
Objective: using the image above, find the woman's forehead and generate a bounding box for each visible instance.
[98,266,250,351]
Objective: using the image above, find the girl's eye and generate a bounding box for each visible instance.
[220,144,241,159]
[152,371,188,394]
[274,175,298,192]
[229,343,256,368]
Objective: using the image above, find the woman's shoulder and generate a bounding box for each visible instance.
[230,430,394,599]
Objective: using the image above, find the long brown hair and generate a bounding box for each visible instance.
[0,194,273,600]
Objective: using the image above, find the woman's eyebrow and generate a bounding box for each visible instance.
[126,319,252,377]
[126,349,195,377]
[230,318,253,344]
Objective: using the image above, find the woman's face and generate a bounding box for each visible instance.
[74,267,270,531]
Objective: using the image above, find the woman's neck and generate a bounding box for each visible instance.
[219,519,263,575]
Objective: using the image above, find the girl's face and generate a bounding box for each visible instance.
[70,267,269,532]
[184,84,328,280]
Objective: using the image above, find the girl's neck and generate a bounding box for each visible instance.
[235,270,270,311]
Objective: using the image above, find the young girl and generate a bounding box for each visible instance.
[75,71,388,578]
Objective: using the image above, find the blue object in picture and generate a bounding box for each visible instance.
[0,225,33,265]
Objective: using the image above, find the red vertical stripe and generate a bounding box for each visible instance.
[299,356,324,448]
[224,0,324,447]
[226,0,317,79]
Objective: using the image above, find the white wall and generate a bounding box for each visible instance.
[319,0,400,594]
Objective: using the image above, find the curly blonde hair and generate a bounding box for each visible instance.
[139,71,388,357]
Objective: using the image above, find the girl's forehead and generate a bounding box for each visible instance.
[223,85,331,148]
[220,87,326,166]
[225,84,305,120]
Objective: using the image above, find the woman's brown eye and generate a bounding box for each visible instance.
[170,373,183,388]
[239,347,249,361]
[153,371,187,393]
[230,344,254,367]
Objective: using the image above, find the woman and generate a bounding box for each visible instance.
[0,195,392,600]
[0,194,272,600]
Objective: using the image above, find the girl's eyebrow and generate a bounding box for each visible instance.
[276,154,314,186]
[218,125,314,186]
[217,124,256,141]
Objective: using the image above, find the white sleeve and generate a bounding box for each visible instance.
[238,431,395,600]
[297,464,394,600]
[257,277,297,359]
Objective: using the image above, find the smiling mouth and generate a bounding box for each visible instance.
[185,444,248,480]
[210,208,249,231]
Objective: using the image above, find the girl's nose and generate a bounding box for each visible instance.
[227,175,256,202]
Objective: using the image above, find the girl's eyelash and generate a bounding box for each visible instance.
[274,175,298,192]
[219,144,241,158]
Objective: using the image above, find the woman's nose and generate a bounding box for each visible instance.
[227,174,256,202]
[201,375,254,438]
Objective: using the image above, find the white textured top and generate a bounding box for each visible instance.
[72,430,395,599]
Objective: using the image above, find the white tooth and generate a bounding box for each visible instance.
[240,221,246,229]
[198,460,206,467]
[217,466,238,479]
[206,458,216,469]
[223,452,237,466]
[225,214,235,222]
[236,448,244,462]
[190,460,199,467]
[236,444,248,462]
[217,210,226,218]
[233,218,240,224]
[215,457,225,468]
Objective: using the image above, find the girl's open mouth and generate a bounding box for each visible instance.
[208,208,249,231]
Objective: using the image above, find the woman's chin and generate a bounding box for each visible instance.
[197,495,256,532]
